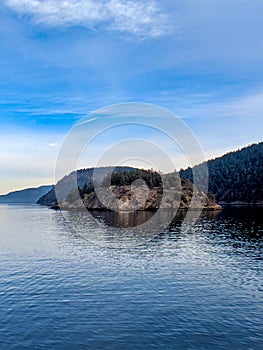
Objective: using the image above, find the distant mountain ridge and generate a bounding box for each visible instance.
[0,185,53,204]
[179,142,263,205]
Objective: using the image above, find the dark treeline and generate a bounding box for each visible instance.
[105,169,162,188]
[179,142,263,204]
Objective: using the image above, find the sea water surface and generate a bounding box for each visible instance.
[0,205,262,349]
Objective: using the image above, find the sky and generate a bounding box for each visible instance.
[0,0,263,194]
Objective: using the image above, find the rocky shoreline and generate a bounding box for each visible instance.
[52,184,222,211]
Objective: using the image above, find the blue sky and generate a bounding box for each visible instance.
[0,0,263,193]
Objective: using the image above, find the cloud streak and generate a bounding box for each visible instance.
[4,0,170,38]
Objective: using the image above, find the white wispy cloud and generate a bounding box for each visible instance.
[4,0,170,38]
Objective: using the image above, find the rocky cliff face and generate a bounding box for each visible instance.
[57,180,221,211]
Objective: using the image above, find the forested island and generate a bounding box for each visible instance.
[37,168,220,211]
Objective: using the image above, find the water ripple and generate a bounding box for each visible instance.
[0,205,262,349]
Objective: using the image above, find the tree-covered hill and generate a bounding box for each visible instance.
[179,142,263,205]
[38,167,220,210]
[60,169,220,211]
[37,166,141,206]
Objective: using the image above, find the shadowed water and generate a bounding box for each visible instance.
[0,205,262,349]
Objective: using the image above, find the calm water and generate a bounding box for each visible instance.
[0,205,262,350]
